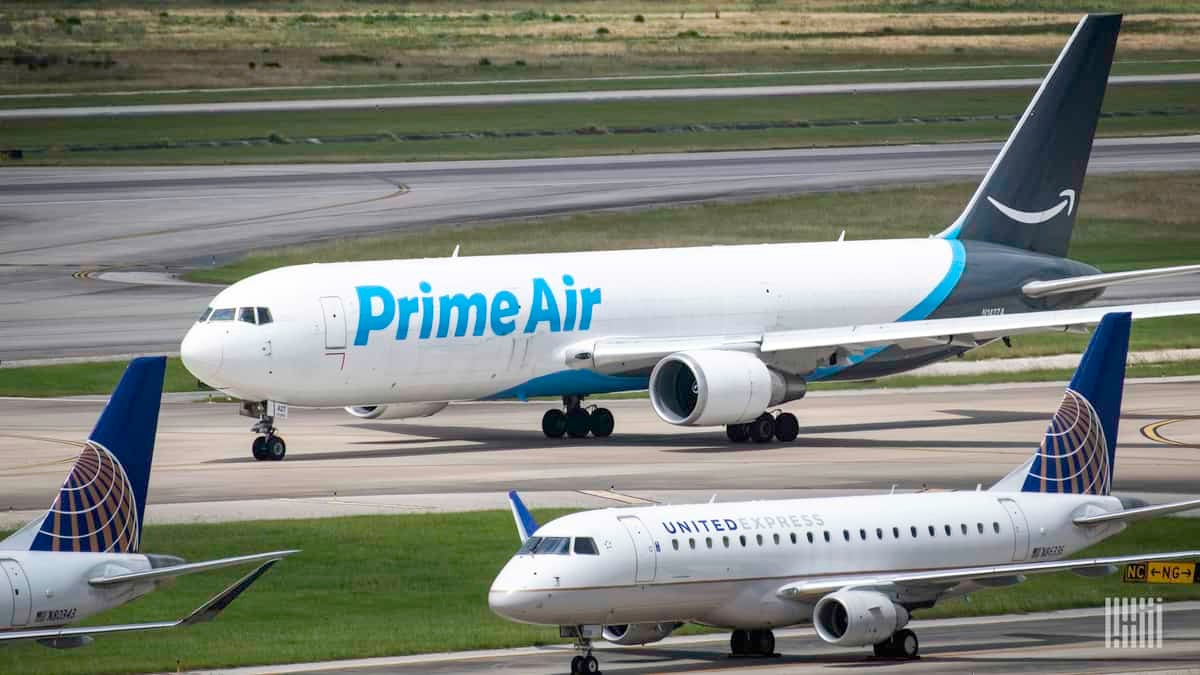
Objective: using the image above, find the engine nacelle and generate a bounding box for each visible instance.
[602,622,681,646]
[345,402,448,420]
[813,590,909,647]
[648,350,804,426]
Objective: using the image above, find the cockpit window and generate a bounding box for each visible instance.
[518,537,541,554]
[533,537,570,555]
[257,307,273,325]
[238,307,257,324]
[573,537,599,555]
[209,308,235,321]
[197,307,212,322]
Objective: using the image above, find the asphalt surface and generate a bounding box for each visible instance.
[2,136,1199,361]
[195,604,1200,675]
[3,73,1197,119]
[2,379,1198,524]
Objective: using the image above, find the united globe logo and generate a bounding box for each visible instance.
[1026,388,1112,496]
[34,441,140,553]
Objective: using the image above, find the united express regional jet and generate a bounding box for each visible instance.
[489,313,1200,674]
[181,14,1200,460]
[0,357,295,648]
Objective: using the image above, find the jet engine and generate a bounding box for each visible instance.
[812,590,909,646]
[345,402,448,420]
[602,622,681,646]
[648,349,804,426]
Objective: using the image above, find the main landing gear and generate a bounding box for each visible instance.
[730,628,776,657]
[873,628,919,659]
[568,636,601,674]
[243,401,287,461]
[543,395,614,439]
[725,411,799,444]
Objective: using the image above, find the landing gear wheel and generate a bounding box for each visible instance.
[726,423,750,443]
[570,655,584,673]
[583,655,600,673]
[757,629,775,656]
[542,409,567,438]
[895,628,919,659]
[264,435,286,461]
[590,407,615,438]
[872,637,893,657]
[566,408,592,438]
[730,629,749,656]
[749,413,775,443]
[773,412,799,442]
[251,436,268,461]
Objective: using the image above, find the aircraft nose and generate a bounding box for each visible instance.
[180,324,223,385]
[488,561,539,622]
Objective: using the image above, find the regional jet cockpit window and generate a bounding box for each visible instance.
[209,308,235,321]
[573,537,599,555]
[198,307,212,322]
[239,307,257,324]
[518,536,572,555]
[257,307,273,325]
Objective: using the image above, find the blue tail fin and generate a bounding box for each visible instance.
[31,357,166,553]
[1020,313,1130,495]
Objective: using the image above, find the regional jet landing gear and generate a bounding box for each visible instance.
[564,630,601,674]
[730,628,776,657]
[873,628,919,659]
[725,411,799,444]
[542,395,614,439]
[242,401,287,461]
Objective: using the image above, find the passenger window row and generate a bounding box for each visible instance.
[669,521,1004,551]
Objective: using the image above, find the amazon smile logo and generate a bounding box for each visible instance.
[987,189,1076,224]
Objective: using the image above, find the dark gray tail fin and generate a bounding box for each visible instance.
[939,14,1121,258]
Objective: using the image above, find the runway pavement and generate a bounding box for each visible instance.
[194,603,1200,675]
[1,379,1198,527]
[3,73,1197,119]
[2,136,1199,360]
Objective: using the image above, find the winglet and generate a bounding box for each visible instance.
[508,490,538,544]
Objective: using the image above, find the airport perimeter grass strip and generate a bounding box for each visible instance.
[0,514,1195,675]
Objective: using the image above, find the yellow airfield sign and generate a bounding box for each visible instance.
[1123,561,1197,584]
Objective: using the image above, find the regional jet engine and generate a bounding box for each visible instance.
[648,350,804,426]
[602,622,681,646]
[344,402,448,420]
[812,590,910,646]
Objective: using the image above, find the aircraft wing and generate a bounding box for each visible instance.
[88,550,298,587]
[776,550,1200,601]
[0,560,278,646]
[567,299,1200,373]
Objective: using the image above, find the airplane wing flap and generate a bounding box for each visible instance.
[777,550,1200,601]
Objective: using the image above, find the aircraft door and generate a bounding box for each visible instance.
[618,516,657,583]
[1,560,31,626]
[998,498,1030,561]
[319,296,347,350]
[0,568,12,627]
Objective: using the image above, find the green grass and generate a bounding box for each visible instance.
[0,512,1195,674]
[0,358,204,397]
[4,82,1197,166]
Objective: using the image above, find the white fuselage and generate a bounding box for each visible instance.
[183,239,957,406]
[488,491,1123,629]
[0,551,155,632]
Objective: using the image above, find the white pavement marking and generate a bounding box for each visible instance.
[5,74,1198,119]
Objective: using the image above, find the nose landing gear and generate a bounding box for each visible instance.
[243,401,286,461]
[542,396,614,440]
[725,411,799,444]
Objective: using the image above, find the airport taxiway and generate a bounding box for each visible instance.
[2,136,1199,361]
[193,603,1200,674]
[2,378,1198,527]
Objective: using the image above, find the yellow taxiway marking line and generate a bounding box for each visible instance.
[1141,419,1200,448]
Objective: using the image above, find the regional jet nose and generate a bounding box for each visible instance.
[488,560,539,622]
[180,324,223,385]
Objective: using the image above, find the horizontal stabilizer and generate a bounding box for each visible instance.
[1023,264,1200,298]
[5,559,280,646]
[777,549,1200,601]
[88,550,298,587]
[1074,497,1200,525]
